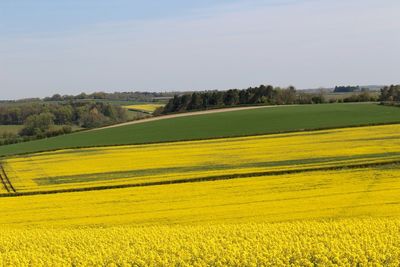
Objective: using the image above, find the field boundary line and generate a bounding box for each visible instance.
[0,159,399,198]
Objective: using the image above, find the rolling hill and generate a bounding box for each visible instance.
[1,103,400,157]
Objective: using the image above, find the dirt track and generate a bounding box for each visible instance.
[91,105,288,131]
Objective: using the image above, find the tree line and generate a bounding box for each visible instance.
[379,85,400,102]
[163,85,330,113]
[334,86,361,93]
[0,102,128,145]
[162,85,385,114]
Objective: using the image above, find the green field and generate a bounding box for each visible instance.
[0,125,23,136]
[0,125,82,136]
[1,103,399,157]
[125,109,150,120]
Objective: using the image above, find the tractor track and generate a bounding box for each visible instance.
[0,164,16,193]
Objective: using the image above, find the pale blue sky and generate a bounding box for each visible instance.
[0,1,244,35]
[1,0,399,99]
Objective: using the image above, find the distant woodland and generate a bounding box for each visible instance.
[334,86,362,93]
[162,85,378,113]
[379,85,400,102]
[0,102,128,145]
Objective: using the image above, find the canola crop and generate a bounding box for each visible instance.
[123,103,164,113]
[3,124,400,193]
[1,167,400,227]
[1,124,400,265]
[0,185,8,194]
[1,219,400,266]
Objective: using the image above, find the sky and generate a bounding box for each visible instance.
[0,0,399,99]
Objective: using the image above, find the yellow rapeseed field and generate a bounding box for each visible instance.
[0,186,7,194]
[2,124,400,265]
[123,103,164,113]
[1,219,399,266]
[1,166,400,265]
[3,124,400,193]
[1,167,400,227]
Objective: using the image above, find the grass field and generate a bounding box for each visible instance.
[125,109,150,120]
[0,125,23,136]
[2,124,400,194]
[1,103,399,157]
[0,125,82,138]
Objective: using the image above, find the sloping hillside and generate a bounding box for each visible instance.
[1,103,400,157]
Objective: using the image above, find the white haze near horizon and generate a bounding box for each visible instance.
[0,0,399,100]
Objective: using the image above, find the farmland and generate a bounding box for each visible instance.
[3,0,399,264]
[123,103,165,113]
[1,103,400,157]
[1,166,400,264]
[0,219,399,266]
[1,104,400,265]
[0,125,23,136]
[2,124,400,194]
[0,125,82,137]
[1,124,400,224]
[1,166,400,226]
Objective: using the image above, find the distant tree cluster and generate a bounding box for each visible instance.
[0,102,128,145]
[0,102,127,127]
[379,85,400,102]
[341,92,378,103]
[162,85,326,113]
[334,86,361,93]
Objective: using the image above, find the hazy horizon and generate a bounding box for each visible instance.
[1,0,399,100]
[0,84,386,101]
